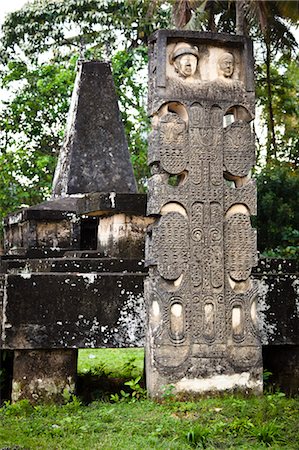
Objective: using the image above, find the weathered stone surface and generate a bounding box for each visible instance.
[3,199,80,256]
[1,257,146,275]
[97,214,153,258]
[1,272,145,349]
[11,350,77,404]
[254,258,299,346]
[145,30,262,397]
[3,193,148,257]
[52,61,137,196]
[76,192,147,216]
[257,258,299,395]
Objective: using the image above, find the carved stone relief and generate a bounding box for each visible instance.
[159,113,188,174]
[146,30,261,397]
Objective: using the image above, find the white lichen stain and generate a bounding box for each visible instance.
[82,273,97,285]
[174,372,262,393]
[292,278,299,314]
[116,293,145,345]
[109,192,116,208]
[20,273,31,279]
[256,277,277,345]
[67,212,81,224]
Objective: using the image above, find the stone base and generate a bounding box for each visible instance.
[147,372,263,399]
[12,349,77,403]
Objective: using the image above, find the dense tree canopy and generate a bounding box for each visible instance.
[0,0,298,255]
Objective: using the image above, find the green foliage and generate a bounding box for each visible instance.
[0,0,172,61]
[110,376,146,403]
[121,355,140,378]
[0,57,76,234]
[256,56,299,166]
[161,384,176,402]
[111,47,150,190]
[124,376,147,401]
[255,162,299,256]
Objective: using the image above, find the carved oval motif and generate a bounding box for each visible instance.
[232,304,245,342]
[225,212,255,282]
[159,113,188,174]
[250,295,261,338]
[191,202,204,243]
[157,211,189,280]
[203,299,216,342]
[190,160,202,185]
[170,300,185,343]
[223,121,255,177]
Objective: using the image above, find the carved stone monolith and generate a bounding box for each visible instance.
[145,30,262,397]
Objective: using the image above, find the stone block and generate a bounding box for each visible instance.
[11,350,77,404]
[1,272,145,349]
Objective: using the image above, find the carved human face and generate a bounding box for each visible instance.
[174,53,198,78]
[218,53,234,78]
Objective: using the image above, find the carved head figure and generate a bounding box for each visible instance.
[218,52,235,79]
[170,43,199,79]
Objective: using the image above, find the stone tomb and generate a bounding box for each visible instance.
[0,61,151,403]
[145,30,262,396]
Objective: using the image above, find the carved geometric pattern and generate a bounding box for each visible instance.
[159,113,188,174]
[225,212,256,282]
[224,121,255,177]
[156,211,189,280]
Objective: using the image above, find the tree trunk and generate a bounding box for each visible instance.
[265,38,278,163]
[236,0,245,34]
[172,0,193,29]
[208,1,216,32]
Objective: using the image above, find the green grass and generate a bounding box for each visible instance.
[0,349,298,450]
[78,348,144,378]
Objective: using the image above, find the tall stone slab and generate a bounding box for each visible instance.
[52,61,137,196]
[145,30,262,397]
